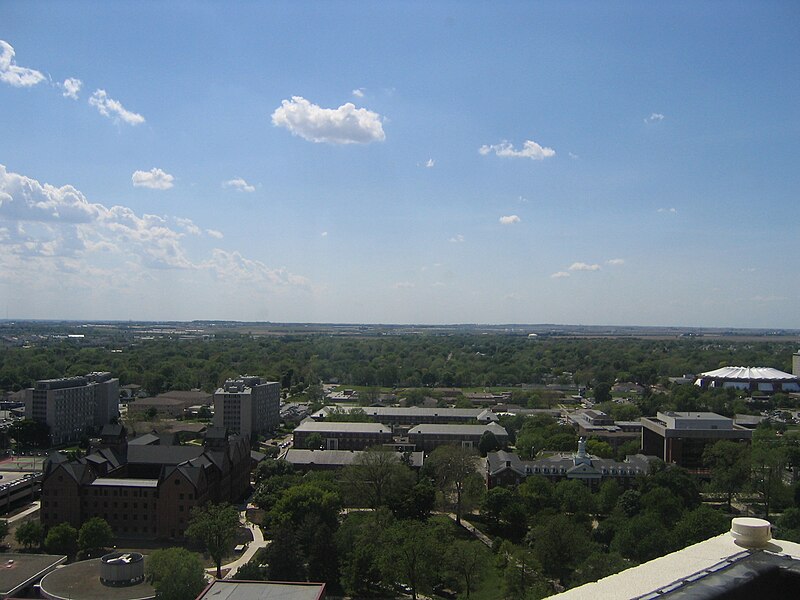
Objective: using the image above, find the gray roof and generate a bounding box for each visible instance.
[294,422,391,434]
[197,581,325,600]
[408,422,508,436]
[284,449,425,469]
[89,478,159,488]
[312,406,498,421]
[126,445,205,465]
[0,553,67,597]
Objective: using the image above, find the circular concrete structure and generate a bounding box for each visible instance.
[100,552,145,586]
[40,557,156,600]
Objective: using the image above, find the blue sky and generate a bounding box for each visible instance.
[1,2,798,327]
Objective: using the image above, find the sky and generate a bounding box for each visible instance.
[1,2,799,327]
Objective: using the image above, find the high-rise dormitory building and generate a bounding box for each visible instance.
[24,372,119,445]
[213,375,280,438]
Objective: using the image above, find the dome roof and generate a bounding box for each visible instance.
[698,366,798,382]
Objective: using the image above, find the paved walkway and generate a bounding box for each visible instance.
[205,511,269,579]
[7,501,40,524]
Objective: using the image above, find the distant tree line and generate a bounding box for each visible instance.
[1,335,795,395]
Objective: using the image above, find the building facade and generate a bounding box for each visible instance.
[40,426,250,539]
[214,376,280,437]
[641,411,752,471]
[24,372,119,445]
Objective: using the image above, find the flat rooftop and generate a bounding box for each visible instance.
[39,557,156,600]
[196,580,325,600]
[0,553,66,597]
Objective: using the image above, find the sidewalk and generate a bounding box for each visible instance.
[205,511,269,579]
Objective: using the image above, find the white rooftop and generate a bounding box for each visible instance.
[698,366,798,381]
[546,518,800,600]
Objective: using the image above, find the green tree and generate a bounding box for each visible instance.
[342,446,408,509]
[269,481,341,531]
[586,438,613,458]
[15,520,43,550]
[381,520,440,600]
[305,432,323,450]
[389,477,436,521]
[146,547,206,600]
[425,445,483,525]
[253,458,294,484]
[703,440,751,511]
[185,502,240,578]
[78,517,113,557]
[0,520,7,545]
[447,539,489,598]
[264,523,306,581]
[478,431,501,456]
[672,505,729,548]
[44,522,78,557]
[750,442,788,518]
[528,514,595,584]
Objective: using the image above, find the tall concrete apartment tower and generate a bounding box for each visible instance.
[213,375,280,438]
[794,349,800,377]
[24,372,119,445]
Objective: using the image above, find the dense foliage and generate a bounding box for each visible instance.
[1,335,795,394]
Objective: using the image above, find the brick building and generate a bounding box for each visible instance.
[40,425,250,539]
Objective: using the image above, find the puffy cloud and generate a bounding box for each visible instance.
[645,112,665,123]
[551,271,570,279]
[321,231,328,237]
[658,207,677,214]
[569,262,601,272]
[89,89,145,125]
[271,96,385,144]
[0,40,46,87]
[132,168,174,190]
[176,217,201,235]
[0,164,311,294]
[479,139,555,160]
[352,88,365,98]
[204,249,311,288]
[223,177,255,193]
[62,77,82,100]
[499,215,521,225]
[448,234,465,243]
[425,158,435,168]
[606,258,625,265]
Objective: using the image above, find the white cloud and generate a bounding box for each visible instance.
[569,262,601,272]
[0,164,309,289]
[271,96,385,144]
[479,139,555,160]
[176,217,201,235]
[658,207,677,214]
[206,229,224,239]
[568,152,579,159]
[645,112,665,123]
[393,281,415,289]
[89,89,145,125]
[132,168,174,190]
[62,77,82,100]
[551,271,570,279]
[425,158,435,168]
[0,40,46,87]
[352,88,365,98]
[499,215,521,225]
[448,234,465,243]
[223,177,255,193]
[606,258,625,265]
[321,231,328,237]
